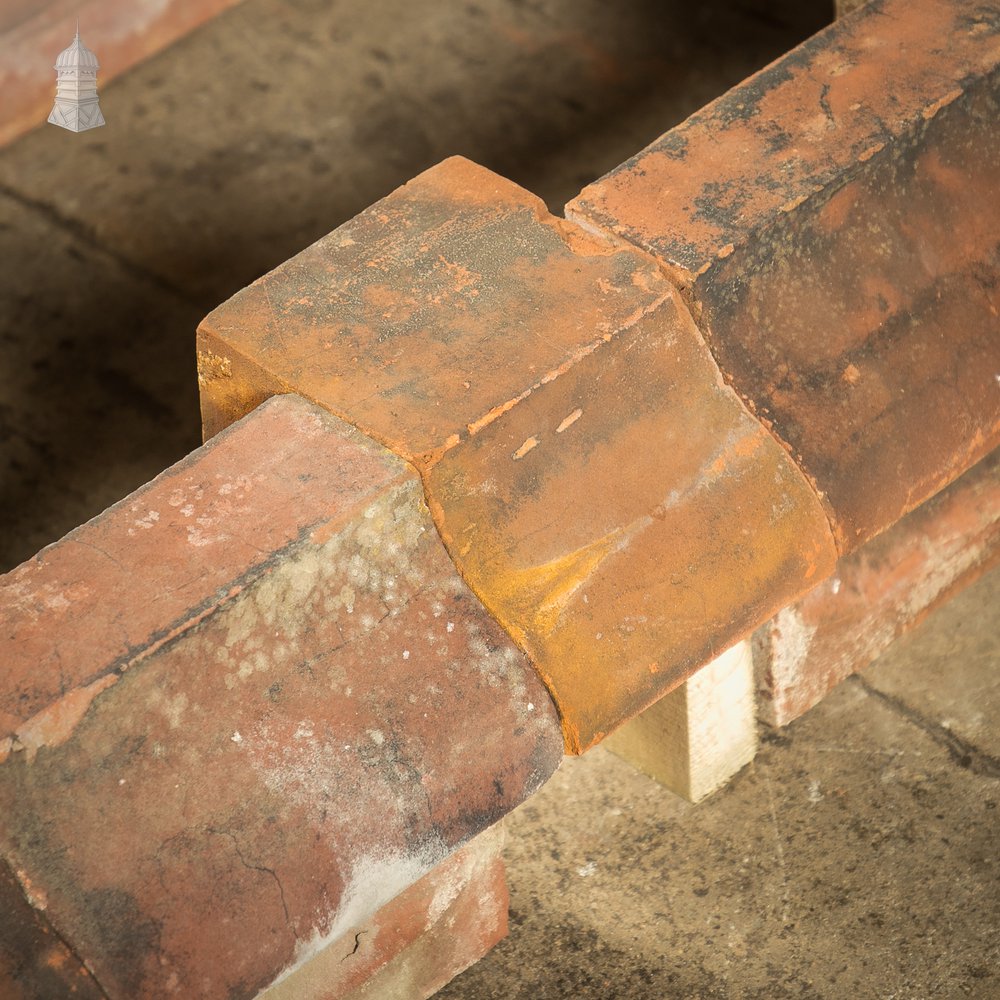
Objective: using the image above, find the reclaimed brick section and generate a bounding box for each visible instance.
[0,0,246,146]
[568,0,1000,553]
[198,156,838,752]
[0,393,561,999]
[756,447,1000,728]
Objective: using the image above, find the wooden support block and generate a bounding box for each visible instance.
[604,640,756,803]
[755,449,1000,728]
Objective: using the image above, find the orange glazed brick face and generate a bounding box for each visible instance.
[197,158,838,752]
[568,0,1000,552]
[428,288,836,751]
[0,394,561,999]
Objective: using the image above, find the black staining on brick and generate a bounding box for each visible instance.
[654,131,688,162]
[82,887,162,997]
[0,859,108,999]
[704,61,795,131]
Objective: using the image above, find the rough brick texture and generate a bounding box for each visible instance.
[199,156,837,752]
[756,448,1000,727]
[568,0,1000,553]
[0,393,561,999]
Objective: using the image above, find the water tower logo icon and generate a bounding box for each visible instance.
[48,21,106,132]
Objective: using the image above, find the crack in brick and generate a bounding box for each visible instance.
[3,858,113,999]
[341,930,366,962]
[208,828,294,934]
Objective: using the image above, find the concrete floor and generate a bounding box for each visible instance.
[440,567,1000,999]
[1,0,997,997]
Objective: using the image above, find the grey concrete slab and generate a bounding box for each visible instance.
[0,190,202,569]
[862,567,1000,762]
[440,569,1000,999]
[0,0,827,306]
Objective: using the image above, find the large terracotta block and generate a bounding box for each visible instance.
[0,393,561,999]
[568,0,1000,553]
[198,157,837,752]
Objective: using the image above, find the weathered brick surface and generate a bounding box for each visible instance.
[262,826,507,1000]
[0,0,246,147]
[0,393,561,999]
[568,0,1000,553]
[2,389,400,752]
[199,156,837,752]
[756,448,1000,728]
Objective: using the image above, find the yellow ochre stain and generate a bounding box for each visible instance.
[513,437,539,460]
[556,409,583,433]
[484,525,633,639]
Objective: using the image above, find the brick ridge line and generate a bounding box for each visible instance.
[566,1,999,278]
[564,203,842,567]
[1,856,112,998]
